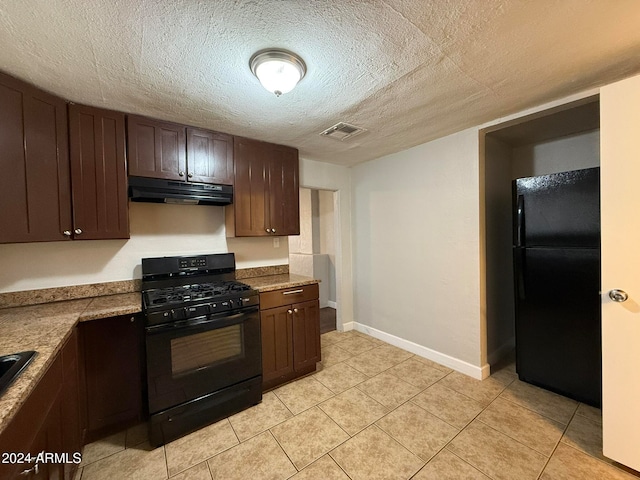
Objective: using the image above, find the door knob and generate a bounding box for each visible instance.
[609,289,629,302]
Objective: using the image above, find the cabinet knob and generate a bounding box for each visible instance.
[130,316,135,323]
[272,228,276,234]
[293,308,299,313]
[188,172,193,178]
[74,228,82,235]
[266,228,271,233]
[287,309,293,314]
[63,230,72,237]
[179,171,185,177]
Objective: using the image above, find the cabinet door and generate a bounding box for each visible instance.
[187,128,234,184]
[234,137,269,236]
[260,306,294,384]
[31,395,64,480]
[127,115,186,181]
[0,352,64,479]
[61,329,81,480]
[268,144,300,236]
[292,300,321,372]
[232,137,300,237]
[79,315,144,441]
[69,104,129,240]
[0,71,72,243]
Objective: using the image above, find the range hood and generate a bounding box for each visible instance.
[128,176,233,206]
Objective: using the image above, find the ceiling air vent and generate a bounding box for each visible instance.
[319,122,367,141]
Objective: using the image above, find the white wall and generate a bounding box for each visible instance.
[511,130,600,179]
[0,202,287,293]
[484,136,515,364]
[351,128,483,373]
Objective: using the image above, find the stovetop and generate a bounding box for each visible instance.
[144,280,252,308]
[140,253,261,326]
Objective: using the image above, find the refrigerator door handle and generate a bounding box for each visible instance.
[516,195,525,247]
[515,248,526,300]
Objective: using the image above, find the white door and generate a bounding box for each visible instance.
[600,73,640,471]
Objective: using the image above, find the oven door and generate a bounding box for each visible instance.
[146,306,261,414]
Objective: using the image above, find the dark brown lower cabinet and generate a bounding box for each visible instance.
[261,305,294,386]
[292,300,321,372]
[260,284,321,390]
[0,331,80,480]
[78,315,145,444]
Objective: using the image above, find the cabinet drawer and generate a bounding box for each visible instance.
[259,283,319,310]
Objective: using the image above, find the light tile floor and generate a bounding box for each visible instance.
[76,330,640,480]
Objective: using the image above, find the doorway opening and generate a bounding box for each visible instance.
[289,188,338,333]
[480,95,601,368]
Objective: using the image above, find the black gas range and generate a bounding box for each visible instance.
[141,253,262,447]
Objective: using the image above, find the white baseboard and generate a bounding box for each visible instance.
[487,337,516,366]
[327,300,337,309]
[340,321,354,332]
[352,322,490,380]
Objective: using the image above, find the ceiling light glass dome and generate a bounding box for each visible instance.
[250,49,306,97]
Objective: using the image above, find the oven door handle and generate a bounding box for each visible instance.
[146,307,258,334]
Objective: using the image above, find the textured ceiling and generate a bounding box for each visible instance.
[1,1,640,166]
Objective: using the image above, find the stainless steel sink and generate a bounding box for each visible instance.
[0,351,36,395]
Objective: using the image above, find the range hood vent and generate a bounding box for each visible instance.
[319,122,367,141]
[128,176,233,206]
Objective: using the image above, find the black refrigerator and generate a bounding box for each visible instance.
[513,167,601,407]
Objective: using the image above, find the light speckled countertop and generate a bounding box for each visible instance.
[242,273,320,292]
[0,292,142,435]
[0,275,318,436]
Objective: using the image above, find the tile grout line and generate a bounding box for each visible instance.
[497,393,577,426]
[266,429,300,473]
[415,384,503,480]
[534,405,579,480]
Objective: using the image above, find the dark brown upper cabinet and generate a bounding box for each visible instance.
[187,128,234,185]
[0,71,72,243]
[126,115,187,181]
[127,116,233,185]
[228,137,300,236]
[69,104,129,239]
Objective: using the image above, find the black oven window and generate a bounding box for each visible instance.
[170,324,244,375]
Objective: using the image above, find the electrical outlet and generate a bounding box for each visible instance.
[273,237,280,248]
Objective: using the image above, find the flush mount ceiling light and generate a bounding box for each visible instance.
[250,49,306,97]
